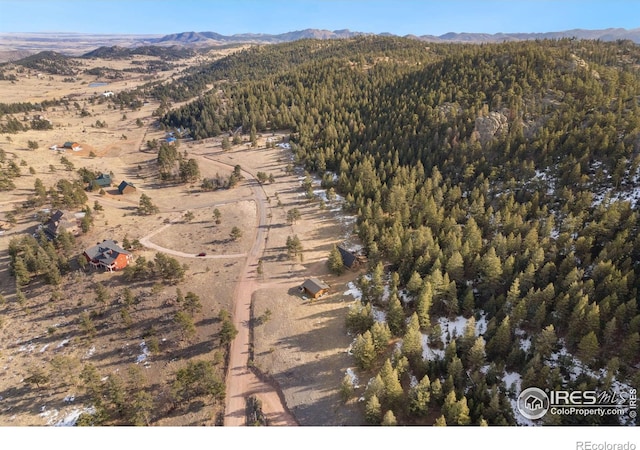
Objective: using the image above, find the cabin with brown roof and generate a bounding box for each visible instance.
[300,278,330,299]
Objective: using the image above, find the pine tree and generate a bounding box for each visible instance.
[370,261,385,303]
[401,313,423,364]
[577,331,599,364]
[381,410,397,426]
[327,245,344,275]
[365,394,382,424]
[535,324,557,360]
[467,336,486,371]
[138,193,159,215]
[364,374,384,402]
[416,282,433,330]
[487,315,511,359]
[434,415,447,426]
[380,359,403,410]
[12,256,30,286]
[340,374,354,402]
[406,271,423,296]
[353,331,376,370]
[409,374,431,417]
[386,292,404,336]
[371,321,391,353]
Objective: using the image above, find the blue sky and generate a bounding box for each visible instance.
[1,0,638,36]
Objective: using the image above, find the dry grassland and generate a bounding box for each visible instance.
[0,49,363,426]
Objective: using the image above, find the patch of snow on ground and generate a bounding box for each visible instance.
[54,407,95,426]
[39,407,59,425]
[437,311,488,345]
[136,341,150,364]
[39,344,49,353]
[476,312,488,335]
[503,371,522,392]
[520,337,531,352]
[421,333,445,361]
[84,346,95,359]
[372,306,386,323]
[63,395,75,403]
[344,282,362,300]
[346,368,359,388]
[399,290,412,305]
[410,375,419,389]
[56,339,69,349]
[19,343,35,353]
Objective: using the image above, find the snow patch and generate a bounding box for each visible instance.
[136,341,150,364]
[346,368,359,388]
[421,333,445,361]
[343,282,362,300]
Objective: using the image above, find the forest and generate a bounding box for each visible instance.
[155,36,640,425]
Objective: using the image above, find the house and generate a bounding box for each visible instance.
[117,181,136,195]
[91,173,112,189]
[43,210,78,239]
[63,141,81,151]
[83,239,132,272]
[337,245,366,270]
[300,278,330,299]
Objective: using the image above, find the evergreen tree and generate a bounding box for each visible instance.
[467,336,486,371]
[416,282,433,330]
[380,359,403,410]
[401,313,423,365]
[409,374,431,417]
[386,292,404,336]
[138,193,159,215]
[327,245,344,275]
[365,394,382,424]
[353,331,376,370]
[371,321,392,353]
[577,331,600,364]
[434,415,447,426]
[381,410,397,426]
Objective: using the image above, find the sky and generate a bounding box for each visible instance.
[0,0,639,36]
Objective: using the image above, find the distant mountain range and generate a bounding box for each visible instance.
[153,27,640,45]
[1,28,639,62]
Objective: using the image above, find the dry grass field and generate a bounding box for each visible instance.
[0,48,364,426]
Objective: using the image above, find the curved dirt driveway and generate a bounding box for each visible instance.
[136,151,296,425]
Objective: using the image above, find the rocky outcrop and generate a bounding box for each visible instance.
[474,111,509,144]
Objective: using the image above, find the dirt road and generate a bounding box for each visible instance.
[216,163,297,426]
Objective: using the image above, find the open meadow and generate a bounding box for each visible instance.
[0,49,364,426]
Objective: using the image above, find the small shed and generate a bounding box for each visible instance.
[118,181,136,195]
[338,246,360,269]
[300,278,330,299]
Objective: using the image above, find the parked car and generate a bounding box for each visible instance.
[197,252,206,257]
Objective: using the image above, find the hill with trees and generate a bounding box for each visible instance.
[159,36,640,425]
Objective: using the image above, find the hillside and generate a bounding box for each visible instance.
[159,36,640,425]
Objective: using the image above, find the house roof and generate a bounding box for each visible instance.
[44,210,76,238]
[93,173,112,187]
[84,239,130,266]
[337,246,357,268]
[118,180,135,193]
[301,278,329,295]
